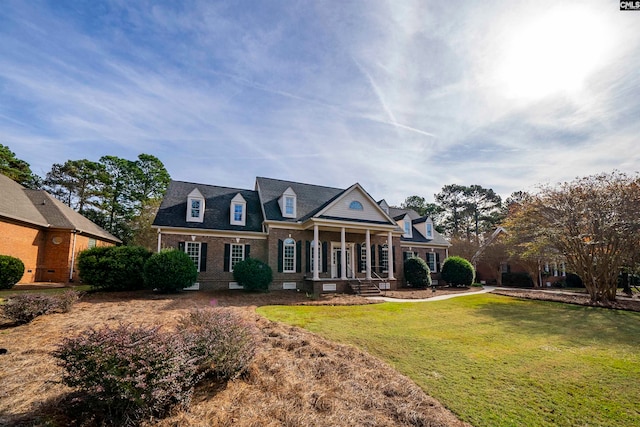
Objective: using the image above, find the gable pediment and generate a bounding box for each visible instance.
[315,184,394,224]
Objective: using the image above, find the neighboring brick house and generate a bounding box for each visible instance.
[0,173,121,284]
[153,177,450,294]
[472,227,567,287]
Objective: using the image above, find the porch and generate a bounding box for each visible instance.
[303,277,397,296]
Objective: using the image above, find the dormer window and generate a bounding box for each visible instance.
[285,196,295,216]
[230,193,247,226]
[426,221,433,239]
[403,215,413,238]
[186,188,205,223]
[279,187,297,218]
[349,201,363,210]
[379,199,390,214]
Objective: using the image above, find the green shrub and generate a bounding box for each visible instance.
[178,308,257,380]
[501,272,534,288]
[0,255,24,289]
[143,249,197,292]
[77,246,152,291]
[441,256,475,287]
[53,323,198,423]
[233,258,272,292]
[404,257,432,288]
[3,290,80,324]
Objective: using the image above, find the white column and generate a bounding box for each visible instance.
[313,224,320,280]
[157,229,162,253]
[387,231,394,280]
[365,229,372,280]
[341,227,347,280]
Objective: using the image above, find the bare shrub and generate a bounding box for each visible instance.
[53,323,199,424]
[3,290,80,324]
[178,308,257,380]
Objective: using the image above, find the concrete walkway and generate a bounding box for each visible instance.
[367,286,496,303]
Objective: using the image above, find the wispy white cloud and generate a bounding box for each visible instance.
[1,0,638,206]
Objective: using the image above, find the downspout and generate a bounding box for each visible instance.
[69,230,79,282]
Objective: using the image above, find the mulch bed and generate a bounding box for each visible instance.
[491,288,640,312]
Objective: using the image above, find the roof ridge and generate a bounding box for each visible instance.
[171,180,254,192]
[256,176,345,191]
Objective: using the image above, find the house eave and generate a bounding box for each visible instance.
[153,225,268,240]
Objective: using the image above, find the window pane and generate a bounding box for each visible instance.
[283,240,295,272]
[185,242,201,271]
[234,204,243,222]
[231,244,244,270]
[285,197,294,215]
[381,245,388,272]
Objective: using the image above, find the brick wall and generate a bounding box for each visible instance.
[160,233,268,290]
[398,245,448,286]
[0,219,117,284]
[0,220,45,283]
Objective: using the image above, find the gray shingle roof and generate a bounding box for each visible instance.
[0,173,48,227]
[0,173,121,243]
[153,180,263,232]
[256,177,344,222]
[401,228,450,246]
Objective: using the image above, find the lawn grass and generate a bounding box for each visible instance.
[258,294,640,427]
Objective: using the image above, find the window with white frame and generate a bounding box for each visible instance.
[187,188,205,223]
[230,193,246,226]
[381,244,388,272]
[349,200,363,210]
[185,241,201,271]
[279,187,297,218]
[234,204,243,222]
[283,238,295,273]
[311,240,322,272]
[404,221,411,236]
[426,222,433,239]
[285,197,295,216]
[426,252,436,272]
[360,242,367,272]
[88,238,96,249]
[191,199,201,218]
[230,244,244,271]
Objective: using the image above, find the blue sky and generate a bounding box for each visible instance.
[1,0,638,205]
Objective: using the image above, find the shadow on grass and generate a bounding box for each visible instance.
[475,294,640,347]
[0,381,229,427]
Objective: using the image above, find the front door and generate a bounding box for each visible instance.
[331,245,353,278]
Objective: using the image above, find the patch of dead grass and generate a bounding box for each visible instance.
[0,290,470,426]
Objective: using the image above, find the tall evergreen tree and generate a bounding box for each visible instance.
[0,144,41,188]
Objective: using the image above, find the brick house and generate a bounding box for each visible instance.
[152,177,450,294]
[0,173,121,284]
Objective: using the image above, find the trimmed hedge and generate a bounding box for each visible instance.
[77,246,152,291]
[0,255,24,289]
[143,249,198,292]
[441,256,475,287]
[233,258,272,292]
[404,257,432,288]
